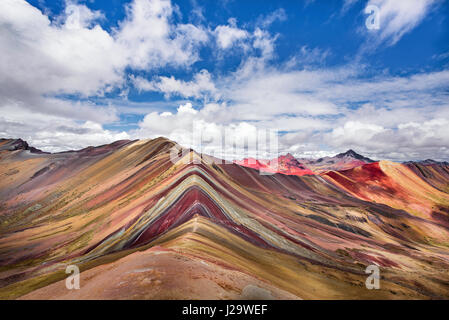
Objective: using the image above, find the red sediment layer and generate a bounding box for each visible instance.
[130,186,273,250]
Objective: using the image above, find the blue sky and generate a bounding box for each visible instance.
[1,0,449,160]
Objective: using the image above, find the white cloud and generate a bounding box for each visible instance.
[0,0,124,97]
[252,28,277,59]
[158,65,449,160]
[0,0,210,150]
[131,70,218,100]
[133,102,277,160]
[326,118,449,161]
[0,105,129,152]
[116,0,208,70]
[365,0,437,46]
[257,8,287,28]
[330,121,386,146]
[0,0,209,119]
[130,50,449,161]
[218,66,346,120]
[341,0,359,13]
[136,102,198,136]
[0,0,447,162]
[214,18,248,49]
[177,102,198,115]
[63,2,105,29]
[285,46,331,68]
[211,16,279,66]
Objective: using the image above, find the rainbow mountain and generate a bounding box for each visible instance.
[0,137,449,299]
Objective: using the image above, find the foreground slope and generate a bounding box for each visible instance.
[0,138,448,299]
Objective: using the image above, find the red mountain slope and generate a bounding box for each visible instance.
[235,153,315,176]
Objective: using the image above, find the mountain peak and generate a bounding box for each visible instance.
[336,149,374,162]
[279,153,296,160]
[0,138,46,154]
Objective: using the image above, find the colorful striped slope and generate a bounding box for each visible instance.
[0,138,448,299]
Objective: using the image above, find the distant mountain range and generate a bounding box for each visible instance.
[1,137,449,299]
[237,148,449,176]
[236,149,376,175]
[404,159,449,166]
[301,149,375,174]
[234,153,315,176]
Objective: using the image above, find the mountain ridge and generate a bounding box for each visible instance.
[0,138,47,154]
[335,149,375,163]
[4,137,447,166]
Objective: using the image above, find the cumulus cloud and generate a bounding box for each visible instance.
[214,18,248,49]
[0,0,123,97]
[326,118,449,161]
[0,0,279,105]
[128,48,449,161]
[136,102,198,136]
[0,105,129,152]
[133,102,278,160]
[116,0,208,70]
[161,65,449,160]
[63,2,105,29]
[0,0,209,149]
[212,17,278,62]
[0,0,208,103]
